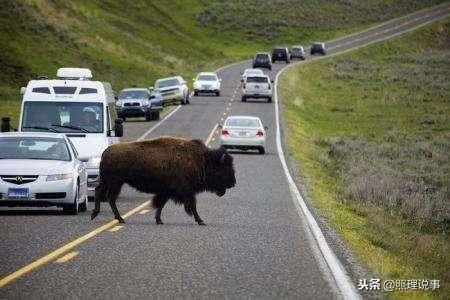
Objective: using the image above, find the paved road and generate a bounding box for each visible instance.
[1,3,449,299]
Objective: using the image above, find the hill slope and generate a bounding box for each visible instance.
[0,0,445,126]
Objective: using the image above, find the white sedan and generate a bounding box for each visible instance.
[193,72,221,96]
[0,132,88,214]
[219,116,267,154]
[241,68,264,83]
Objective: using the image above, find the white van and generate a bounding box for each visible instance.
[16,68,123,198]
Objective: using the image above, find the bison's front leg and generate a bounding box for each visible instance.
[153,194,169,225]
[190,197,205,226]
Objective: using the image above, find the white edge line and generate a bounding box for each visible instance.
[272,12,449,299]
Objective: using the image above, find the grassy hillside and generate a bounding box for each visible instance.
[280,19,449,299]
[0,0,445,127]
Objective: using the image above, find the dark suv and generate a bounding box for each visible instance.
[271,47,290,63]
[310,42,326,55]
[116,88,163,121]
[253,53,272,70]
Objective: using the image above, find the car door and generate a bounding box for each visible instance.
[67,138,88,196]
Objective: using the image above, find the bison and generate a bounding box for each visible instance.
[91,136,236,225]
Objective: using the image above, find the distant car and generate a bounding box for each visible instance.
[271,46,290,63]
[241,68,264,83]
[219,116,267,154]
[241,74,272,103]
[0,132,88,214]
[153,76,190,105]
[290,45,306,60]
[310,42,326,55]
[193,72,221,96]
[116,88,163,121]
[252,53,272,70]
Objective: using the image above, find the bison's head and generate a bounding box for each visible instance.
[206,146,236,196]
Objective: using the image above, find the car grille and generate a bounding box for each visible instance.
[161,88,179,95]
[35,192,66,199]
[124,102,140,107]
[1,175,38,185]
[202,85,212,89]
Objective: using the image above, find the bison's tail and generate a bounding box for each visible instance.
[91,183,107,220]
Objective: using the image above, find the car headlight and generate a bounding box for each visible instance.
[142,100,149,106]
[86,156,101,168]
[46,173,73,181]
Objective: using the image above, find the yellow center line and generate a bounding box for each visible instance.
[0,200,150,288]
[108,225,124,232]
[205,123,218,147]
[55,251,79,264]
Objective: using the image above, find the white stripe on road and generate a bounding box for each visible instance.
[137,105,182,141]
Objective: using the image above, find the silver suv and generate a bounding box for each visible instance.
[241,75,273,103]
[153,76,190,105]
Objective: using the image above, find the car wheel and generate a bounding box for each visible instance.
[241,96,246,102]
[63,184,79,215]
[194,91,198,96]
[121,116,126,122]
[258,147,265,155]
[216,91,220,97]
[267,97,272,103]
[153,111,160,120]
[145,113,152,121]
[269,66,272,70]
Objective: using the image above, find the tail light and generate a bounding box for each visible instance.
[221,130,229,136]
[256,130,264,137]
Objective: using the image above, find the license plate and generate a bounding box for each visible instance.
[8,188,29,199]
[254,85,259,89]
[239,131,247,137]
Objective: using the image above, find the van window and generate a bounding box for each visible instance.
[22,101,104,133]
[32,87,51,94]
[79,88,97,94]
[246,77,269,83]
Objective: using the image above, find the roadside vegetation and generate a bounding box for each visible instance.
[0,0,445,127]
[280,19,449,299]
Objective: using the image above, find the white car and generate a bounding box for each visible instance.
[0,132,88,214]
[153,76,190,105]
[241,68,264,83]
[193,72,221,96]
[219,116,267,154]
[241,74,273,103]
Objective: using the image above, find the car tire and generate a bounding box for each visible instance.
[268,66,272,70]
[241,96,247,102]
[79,195,87,212]
[267,97,272,103]
[194,91,198,96]
[258,147,265,155]
[153,111,160,120]
[63,184,79,215]
[145,113,152,121]
[216,91,220,97]
[121,116,126,122]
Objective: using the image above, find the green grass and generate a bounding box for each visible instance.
[0,0,445,127]
[280,19,449,299]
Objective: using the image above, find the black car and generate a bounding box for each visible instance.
[271,47,290,63]
[290,45,306,60]
[253,53,272,70]
[310,42,326,55]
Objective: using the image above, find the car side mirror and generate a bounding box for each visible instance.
[1,116,11,132]
[20,87,26,95]
[114,118,124,137]
[271,80,274,83]
[78,156,89,163]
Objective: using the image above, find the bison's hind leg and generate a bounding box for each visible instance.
[91,183,107,220]
[107,182,125,223]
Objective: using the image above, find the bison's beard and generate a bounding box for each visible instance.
[215,189,226,197]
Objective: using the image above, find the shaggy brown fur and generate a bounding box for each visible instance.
[91,136,236,225]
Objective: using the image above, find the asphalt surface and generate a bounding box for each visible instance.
[1,3,449,299]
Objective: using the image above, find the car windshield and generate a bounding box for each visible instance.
[246,77,268,83]
[0,137,70,161]
[155,78,179,88]
[256,54,268,59]
[119,90,149,99]
[226,118,260,128]
[21,101,104,133]
[197,75,217,81]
